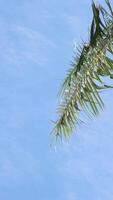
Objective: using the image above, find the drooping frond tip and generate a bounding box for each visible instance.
[53,0,113,140]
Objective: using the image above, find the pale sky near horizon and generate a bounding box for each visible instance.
[0,0,113,199]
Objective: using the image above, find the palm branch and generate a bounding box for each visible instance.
[53,0,113,140]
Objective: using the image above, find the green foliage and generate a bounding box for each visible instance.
[53,0,113,140]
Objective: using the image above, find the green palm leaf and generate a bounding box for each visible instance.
[53,0,113,139]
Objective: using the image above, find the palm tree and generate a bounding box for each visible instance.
[53,0,113,140]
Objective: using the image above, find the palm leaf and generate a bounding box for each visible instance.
[53,0,113,139]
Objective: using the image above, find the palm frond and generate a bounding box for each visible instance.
[53,0,113,139]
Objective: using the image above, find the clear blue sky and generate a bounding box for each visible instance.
[0,0,113,199]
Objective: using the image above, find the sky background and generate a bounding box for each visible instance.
[0,0,113,199]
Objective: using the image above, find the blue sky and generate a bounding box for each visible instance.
[0,0,113,199]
